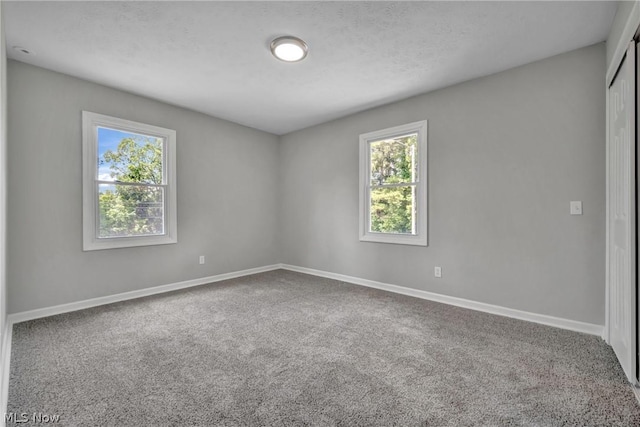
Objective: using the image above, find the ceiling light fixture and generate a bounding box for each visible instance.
[270,36,308,62]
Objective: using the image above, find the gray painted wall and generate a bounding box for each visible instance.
[7,60,280,313]
[280,44,606,325]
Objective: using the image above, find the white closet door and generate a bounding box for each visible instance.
[608,41,637,383]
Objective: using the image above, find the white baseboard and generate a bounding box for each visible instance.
[279,264,605,337]
[7,264,281,325]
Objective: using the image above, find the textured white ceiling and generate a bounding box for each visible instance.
[4,1,616,135]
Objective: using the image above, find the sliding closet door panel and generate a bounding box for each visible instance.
[608,41,637,383]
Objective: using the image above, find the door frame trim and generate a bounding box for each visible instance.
[607,1,640,88]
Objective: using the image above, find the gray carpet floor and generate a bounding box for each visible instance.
[7,270,640,426]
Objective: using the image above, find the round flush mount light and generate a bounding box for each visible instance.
[12,46,32,55]
[270,36,308,62]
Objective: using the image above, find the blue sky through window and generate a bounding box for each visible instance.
[97,127,157,182]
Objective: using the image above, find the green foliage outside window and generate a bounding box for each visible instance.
[369,134,417,234]
[98,136,164,238]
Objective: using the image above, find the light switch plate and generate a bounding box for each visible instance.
[570,201,582,215]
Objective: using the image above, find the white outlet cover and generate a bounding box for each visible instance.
[570,201,582,215]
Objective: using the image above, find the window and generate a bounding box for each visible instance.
[359,120,428,246]
[82,112,177,250]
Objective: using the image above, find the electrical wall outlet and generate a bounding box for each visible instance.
[199,255,205,265]
[434,266,442,278]
[570,201,582,215]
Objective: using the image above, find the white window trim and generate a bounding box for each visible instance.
[82,111,177,251]
[359,120,428,246]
